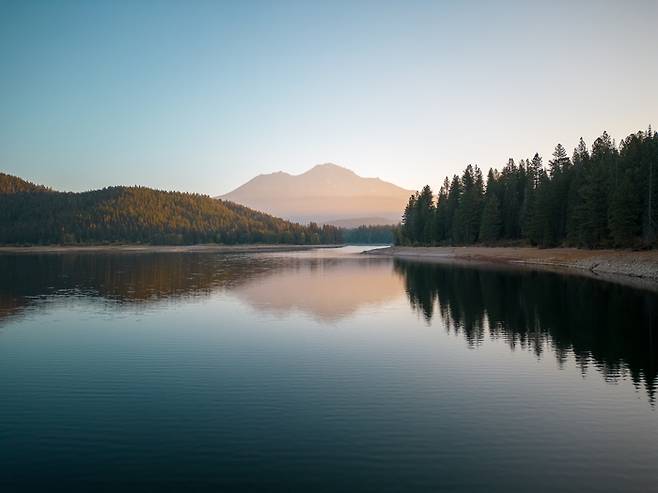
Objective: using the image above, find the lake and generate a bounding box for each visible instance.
[0,246,656,492]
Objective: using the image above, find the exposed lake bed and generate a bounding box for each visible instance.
[368,245,658,286]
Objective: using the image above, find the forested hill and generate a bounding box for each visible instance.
[0,176,342,245]
[398,128,658,249]
[0,173,50,194]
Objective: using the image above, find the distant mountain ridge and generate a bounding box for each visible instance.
[218,163,412,226]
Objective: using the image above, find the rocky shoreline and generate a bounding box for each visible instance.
[367,246,658,287]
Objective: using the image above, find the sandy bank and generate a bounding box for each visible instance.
[368,246,658,284]
[0,244,342,255]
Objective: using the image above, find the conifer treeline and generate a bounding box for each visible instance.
[397,128,658,248]
[343,225,395,244]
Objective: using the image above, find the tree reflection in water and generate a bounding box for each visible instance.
[395,259,658,402]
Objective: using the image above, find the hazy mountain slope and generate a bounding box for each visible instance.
[218,163,413,225]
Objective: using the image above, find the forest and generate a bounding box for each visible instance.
[342,225,395,244]
[397,128,658,248]
[0,174,342,245]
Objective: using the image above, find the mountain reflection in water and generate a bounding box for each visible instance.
[0,252,401,323]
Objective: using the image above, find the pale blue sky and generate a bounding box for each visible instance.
[1,0,656,194]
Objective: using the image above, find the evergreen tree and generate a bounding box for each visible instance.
[434,178,450,243]
[578,132,615,247]
[566,138,590,245]
[608,172,641,247]
[641,127,657,243]
[455,165,483,244]
[548,143,569,177]
[445,175,462,243]
[415,185,435,244]
[533,170,555,246]
[522,153,543,244]
[400,193,419,245]
[479,194,501,243]
[532,144,572,246]
[500,159,521,238]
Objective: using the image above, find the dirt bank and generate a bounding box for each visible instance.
[0,244,342,255]
[367,246,658,283]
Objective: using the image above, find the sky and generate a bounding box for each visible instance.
[1,0,657,195]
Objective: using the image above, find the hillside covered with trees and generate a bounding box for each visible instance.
[0,174,342,245]
[397,128,658,249]
[0,173,50,194]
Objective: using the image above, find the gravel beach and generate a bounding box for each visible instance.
[367,246,658,286]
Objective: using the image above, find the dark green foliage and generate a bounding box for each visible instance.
[577,133,614,247]
[434,178,450,243]
[479,195,501,243]
[0,180,343,245]
[609,173,642,246]
[445,175,462,242]
[398,186,435,245]
[342,225,395,244]
[500,159,522,239]
[416,185,435,243]
[454,165,484,244]
[565,138,590,245]
[397,128,658,249]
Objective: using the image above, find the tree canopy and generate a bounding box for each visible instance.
[396,128,658,249]
[342,225,395,244]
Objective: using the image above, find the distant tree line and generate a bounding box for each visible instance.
[397,128,658,248]
[342,225,395,244]
[0,175,342,245]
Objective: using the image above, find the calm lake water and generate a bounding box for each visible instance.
[1,246,657,492]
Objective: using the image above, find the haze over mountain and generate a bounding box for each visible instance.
[219,164,413,226]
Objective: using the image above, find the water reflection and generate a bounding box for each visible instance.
[1,251,656,401]
[233,259,401,321]
[395,259,658,401]
[0,252,401,324]
[0,253,246,324]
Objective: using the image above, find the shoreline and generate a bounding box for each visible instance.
[367,245,658,287]
[0,243,343,255]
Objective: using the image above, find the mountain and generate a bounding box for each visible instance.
[218,163,413,226]
[0,173,342,245]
